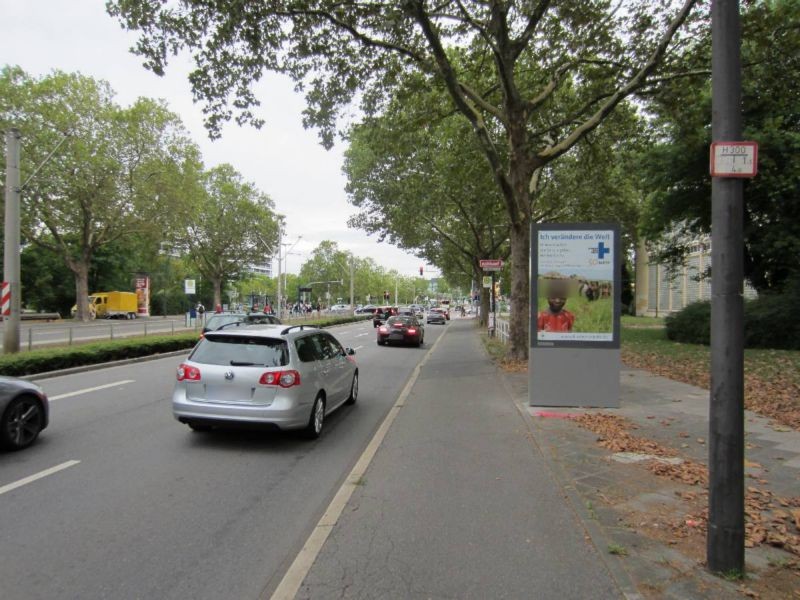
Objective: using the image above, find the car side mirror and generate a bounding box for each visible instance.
[345,347,356,356]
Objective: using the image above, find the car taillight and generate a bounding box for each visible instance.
[379,326,388,333]
[259,370,301,388]
[177,363,201,381]
[407,328,417,334]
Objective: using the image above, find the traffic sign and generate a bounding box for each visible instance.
[710,141,758,177]
[480,259,504,271]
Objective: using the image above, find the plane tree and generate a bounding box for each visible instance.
[0,66,199,320]
[109,0,702,359]
[181,163,280,309]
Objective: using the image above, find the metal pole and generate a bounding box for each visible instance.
[3,129,22,353]
[350,258,354,308]
[708,0,745,574]
[276,228,283,319]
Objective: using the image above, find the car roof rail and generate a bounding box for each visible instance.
[280,324,317,335]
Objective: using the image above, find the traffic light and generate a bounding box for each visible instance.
[419,265,423,276]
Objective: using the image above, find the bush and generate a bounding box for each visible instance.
[665,301,711,345]
[0,333,199,377]
[665,293,800,350]
[744,293,800,350]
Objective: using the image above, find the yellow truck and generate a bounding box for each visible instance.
[71,291,139,319]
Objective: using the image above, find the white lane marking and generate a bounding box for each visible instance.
[0,460,81,497]
[354,345,363,351]
[49,380,135,401]
[355,332,370,337]
[269,325,449,600]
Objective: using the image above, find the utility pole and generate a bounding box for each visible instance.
[3,129,22,354]
[708,0,745,574]
[276,227,283,319]
[349,257,354,308]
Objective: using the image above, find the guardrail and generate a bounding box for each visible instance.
[2,318,191,353]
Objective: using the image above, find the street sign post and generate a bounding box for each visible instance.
[710,141,758,177]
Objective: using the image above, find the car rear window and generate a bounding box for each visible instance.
[387,316,414,326]
[190,334,289,366]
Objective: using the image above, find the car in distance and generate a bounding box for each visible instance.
[427,308,447,325]
[354,305,379,315]
[0,377,50,451]
[372,306,398,328]
[329,304,351,314]
[173,324,358,439]
[202,313,282,335]
[377,316,425,347]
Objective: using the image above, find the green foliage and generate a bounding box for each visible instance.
[108,0,702,361]
[665,301,711,345]
[183,164,280,307]
[640,0,800,293]
[744,287,800,350]
[0,334,199,377]
[0,66,200,320]
[665,288,800,350]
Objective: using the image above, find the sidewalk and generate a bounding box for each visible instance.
[292,318,800,599]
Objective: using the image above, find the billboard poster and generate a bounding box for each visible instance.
[531,223,620,349]
[135,275,150,316]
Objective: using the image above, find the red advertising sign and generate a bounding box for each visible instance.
[479,259,504,271]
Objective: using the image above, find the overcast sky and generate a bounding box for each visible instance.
[1,0,435,277]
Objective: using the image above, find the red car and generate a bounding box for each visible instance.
[377,316,425,347]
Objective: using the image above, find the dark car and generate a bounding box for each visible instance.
[1,376,49,451]
[377,316,424,347]
[202,313,282,335]
[372,306,398,328]
[426,308,447,325]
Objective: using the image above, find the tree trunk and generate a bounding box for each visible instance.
[212,278,222,310]
[72,262,91,322]
[507,222,530,361]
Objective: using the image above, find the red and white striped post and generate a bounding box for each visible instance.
[1,281,11,317]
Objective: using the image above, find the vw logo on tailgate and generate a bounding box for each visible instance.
[224,370,235,380]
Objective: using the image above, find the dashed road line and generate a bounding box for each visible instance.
[49,380,135,401]
[0,460,81,496]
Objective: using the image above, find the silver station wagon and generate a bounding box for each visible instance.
[172,325,358,439]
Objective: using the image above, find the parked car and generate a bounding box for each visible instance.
[201,313,282,335]
[372,306,398,328]
[427,308,447,325]
[377,316,425,347]
[173,324,358,439]
[0,377,50,451]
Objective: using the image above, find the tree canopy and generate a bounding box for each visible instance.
[0,66,197,319]
[639,0,800,293]
[109,0,703,358]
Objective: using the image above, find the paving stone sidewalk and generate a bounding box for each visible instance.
[503,361,800,599]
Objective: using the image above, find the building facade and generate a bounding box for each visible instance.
[635,238,757,317]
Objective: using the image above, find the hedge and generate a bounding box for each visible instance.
[0,315,372,377]
[665,295,800,350]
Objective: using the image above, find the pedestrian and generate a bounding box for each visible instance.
[196,302,205,323]
[215,304,222,313]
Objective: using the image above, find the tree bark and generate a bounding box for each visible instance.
[212,277,222,310]
[71,262,91,322]
[507,222,530,361]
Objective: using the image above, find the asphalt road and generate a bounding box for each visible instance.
[0,319,447,600]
